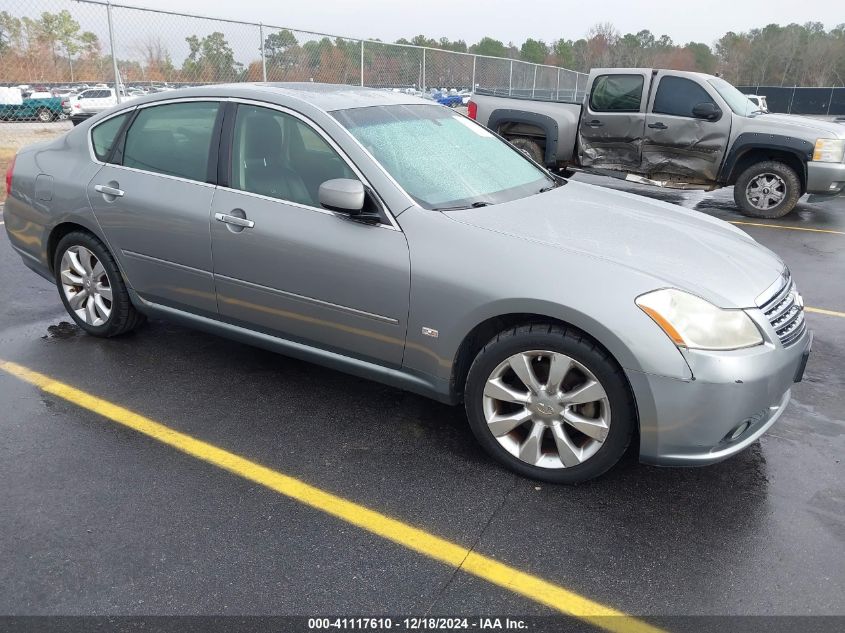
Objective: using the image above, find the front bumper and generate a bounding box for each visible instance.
[806,160,845,196]
[630,327,812,467]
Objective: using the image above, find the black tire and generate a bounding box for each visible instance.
[464,324,635,484]
[36,107,54,123]
[509,137,545,165]
[53,231,145,337]
[733,160,801,219]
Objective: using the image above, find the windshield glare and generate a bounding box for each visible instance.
[707,77,759,116]
[333,104,553,209]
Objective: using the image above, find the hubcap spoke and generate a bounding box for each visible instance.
[562,409,609,442]
[60,270,83,286]
[561,379,606,406]
[545,353,571,393]
[509,353,542,393]
[66,250,87,277]
[518,422,545,465]
[487,408,532,437]
[67,288,88,310]
[94,294,111,319]
[95,282,112,302]
[484,377,530,404]
[85,295,98,324]
[550,423,583,467]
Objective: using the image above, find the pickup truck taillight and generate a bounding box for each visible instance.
[467,100,477,120]
[5,153,16,196]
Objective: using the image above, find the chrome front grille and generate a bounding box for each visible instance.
[758,273,805,347]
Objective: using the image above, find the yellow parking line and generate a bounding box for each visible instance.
[806,306,845,318]
[0,359,663,633]
[728,221,845,235]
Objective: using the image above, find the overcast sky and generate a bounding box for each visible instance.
[132,0,838,46]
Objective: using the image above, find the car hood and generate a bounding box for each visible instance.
[443,181,785,308]
[748,113,845,139]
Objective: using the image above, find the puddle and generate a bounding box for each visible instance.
[42,321,80,340]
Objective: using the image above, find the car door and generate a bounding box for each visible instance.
[87,100,223,316]
[577,70,649,170]
[210,102,411,366]
[642,72,732,181]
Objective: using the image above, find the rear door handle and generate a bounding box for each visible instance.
[215,212,255,229]
[585,120,604,128]
[648,122,668,130]
[94,184,124,197]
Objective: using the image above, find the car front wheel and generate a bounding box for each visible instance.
[464,324,634,483]
[53,231,145,337]
[733,160,801,219]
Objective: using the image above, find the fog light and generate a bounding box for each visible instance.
[728,421,750,441]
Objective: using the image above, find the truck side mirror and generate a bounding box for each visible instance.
[692,102,721,122]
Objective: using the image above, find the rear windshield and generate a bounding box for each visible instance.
[332,104,552,209]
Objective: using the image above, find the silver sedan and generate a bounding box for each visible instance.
[3,83,812,482]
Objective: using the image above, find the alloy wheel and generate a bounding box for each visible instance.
[59,245,113,326]
[746,173,786,211]
[482,350,611,469]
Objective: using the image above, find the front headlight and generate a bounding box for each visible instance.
[813,138,845,163]
[636,289,763,351]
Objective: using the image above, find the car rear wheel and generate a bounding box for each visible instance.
[53,231,145,337]
[36,107,53,123]
[733,160,801,219]
[509,137,545,165]
[464,324,634,483]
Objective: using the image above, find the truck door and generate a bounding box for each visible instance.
[642,71,731,181]
[577,70,649,170]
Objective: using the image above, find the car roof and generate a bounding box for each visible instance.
[126,82,430,113]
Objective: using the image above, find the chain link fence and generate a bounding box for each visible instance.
[0,0,589,123]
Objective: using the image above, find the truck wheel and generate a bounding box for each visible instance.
[36,107,53,123]
[464,324,634,483]
[733,161,800,219]
[510,137,545,165]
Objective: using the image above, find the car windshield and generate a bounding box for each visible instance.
[333,104,554,209]
[707,77,760,116]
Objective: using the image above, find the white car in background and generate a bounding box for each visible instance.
[67,88,136,125]
[746,94,769,112]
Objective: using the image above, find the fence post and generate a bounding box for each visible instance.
[531,65,537,98]
[106,2,121,104]
[471,55,476,91]
[508,59,513,95]
[360,40,364,87]
[422,48,426,92]
[556,68,560,100]
[259,23,267,82]
[787,87,796,114]
[828,87,834,116]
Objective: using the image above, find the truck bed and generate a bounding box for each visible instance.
[470,93,582,166]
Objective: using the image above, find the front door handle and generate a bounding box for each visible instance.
[585,120,604,128]
[215,212,255,229]
[648,122,669,130]
[94,184,124,197]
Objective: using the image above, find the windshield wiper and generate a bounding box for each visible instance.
[431,201,491,211]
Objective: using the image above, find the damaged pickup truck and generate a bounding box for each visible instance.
[468,68,845,218]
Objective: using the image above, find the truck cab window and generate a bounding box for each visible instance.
[653,76,716,118]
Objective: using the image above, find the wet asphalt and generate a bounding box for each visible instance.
[0,178,843,624]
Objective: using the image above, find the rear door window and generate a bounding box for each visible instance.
[122,101,219,181]
[590,74,644,112]
[653,76,716,117]
[91,112,130,162]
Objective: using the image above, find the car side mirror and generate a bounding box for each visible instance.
[692,102,721,122]
[319,178,365,214]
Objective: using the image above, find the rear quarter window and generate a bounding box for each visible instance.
[91,112,130,162]
[589,74,644,112]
